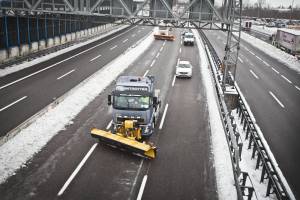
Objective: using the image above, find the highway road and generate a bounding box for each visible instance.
[0,28,217,199]
[204,29,300,198]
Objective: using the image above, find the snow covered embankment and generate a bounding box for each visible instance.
[193,29,237,200]
[0,29,154,184]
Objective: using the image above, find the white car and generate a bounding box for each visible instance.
[176,60,193,78]
[183,32,195,46]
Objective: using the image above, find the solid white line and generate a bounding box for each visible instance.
[160,46,163,52]
[106,120,113,130]
[295,85,300,91]
[249,50,255,56]
[156,52,160,58]
[90,54,102,62]
[271,67,280,74]
[177,58,180,64]
[0,96,27,112]
[136,175,148,200]
[269,91,285,108]
[57,69,75,80]
[0,26,137,91]
[250,70,259,79]
[179,48,181,53]
[57,143,98,196]
[238,57,243,63]
[129,160,144,199]
[159,103,169,130]
[281,75,292,84]
[262,60,270,66]
[123,39,128,43]
[244,47,249,51]
[172,75,176,87]
[181,40,182,45]
[143,70,149,77]
[255,55,262,61]
[163,41,166,46]
[110,45,118,50]
[150,59,156,67]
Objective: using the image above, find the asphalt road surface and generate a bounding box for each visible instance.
[204,29,300,198]
[0,28,217,200]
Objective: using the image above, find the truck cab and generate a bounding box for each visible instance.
[108,76,160,137]
[183,32,195,46]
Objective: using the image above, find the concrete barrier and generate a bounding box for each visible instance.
[61,35,66,44]
[66,34,72,42]
[80,30,85,37]
[54,36,61,46]
[9,47,19,58]
[76,31,81,39]
[20,44,30,56]
[39,40,46,50]
[71,33,76,41]
[31,42,39,52]
[88,28,92,36]
[47,38,54,47]
[0,50,8,62]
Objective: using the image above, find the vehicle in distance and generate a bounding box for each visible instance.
[183,32,195,46]
[176,60,193,78]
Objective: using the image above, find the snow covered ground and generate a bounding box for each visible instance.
[193,29,237,200]
[0,25,129,78]
[251,25,277,36]
[237,32,300,74]
[0,28,154,184]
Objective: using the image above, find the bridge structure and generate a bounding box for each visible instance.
[0,0,247,199]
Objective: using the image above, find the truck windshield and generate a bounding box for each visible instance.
[114,95,150,110]
[185,34,193,38]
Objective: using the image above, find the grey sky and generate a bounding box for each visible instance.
[215,0,300,8]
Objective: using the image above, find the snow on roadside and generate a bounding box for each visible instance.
[193,29,237,199]
[237,32,300,74]
[251,25,277,36]
[0,25,129,77]
[0,29,154,184]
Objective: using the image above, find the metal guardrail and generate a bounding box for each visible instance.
[198,29,293,200]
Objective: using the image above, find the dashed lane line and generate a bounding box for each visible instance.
[57,69,75,80]
[172,75,176,87]
[90,54,102,62]
[156,52,160,58]
[262,60,270,66]
[106,120,113,130]
[179,48,181,53]
[160,46,163,52]
[57,143,98,196]
[159,103,169,130]
[250,70,259,79]
[123,39,128,43]
[249,50,255,56]
[269,91,285,108]
[238,57,244,63]
[110,45,118,50]
[281,75,292,84]
[295,85,300,91]
[143,70,149,77]
[271,67,280,74]
[150,59,156,67]
[136,175,148,200]
[0,96,28,112]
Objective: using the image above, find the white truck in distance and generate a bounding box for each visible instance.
[183,32,195,46]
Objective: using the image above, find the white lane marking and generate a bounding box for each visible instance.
[123,39,128,43]
[250,70,259,79]
[0,26,138,91]
[136,175,148,200]
[269,91,285,108]
[295,85,300,91]
[156,52,160,58]
[132,34,136,37]
[57,143,98,196]
[172,75,176,87]
[143,70,149,77]
[271,67,280,74]
[0,96,27,112]
[181,40,182,45]
[57,69,75,80]
[238,57,243,63]
[150,59,156,67]
[249,50,255,56]
[255,55,262,61]
[106,120,113,130]
[110,45,118,50]
[159,103,169,130]
[244,47,249,51]
[281,75,292,84]
[137,30,141,33]
[223,42,226,45]
[262,60,270,66]
[160,46,163,52]
[179,48,181,53]
[163,41,166,46]
[90,54,102,62]
[177,58,180,64]
[129,160,144,199]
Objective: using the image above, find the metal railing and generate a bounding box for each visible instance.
[198,29,294,200]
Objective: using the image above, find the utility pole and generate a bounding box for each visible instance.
[290,0,294,21]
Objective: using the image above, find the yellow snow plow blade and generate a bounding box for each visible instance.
[91,128,156,159]
[154,34,175,41]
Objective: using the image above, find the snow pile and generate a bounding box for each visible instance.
[193,29,237,199]
[251,25,277,36]
[0,25,129,77]
[0,30,154,184]
[238,32,300,74]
